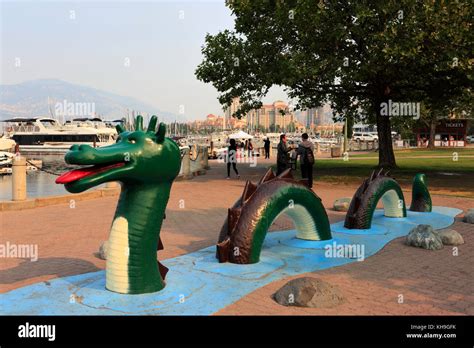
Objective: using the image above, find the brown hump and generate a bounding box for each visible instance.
[369,170,376,182]
[258,168,275,185]
[216,238,231,263]
[241,180,257,202]
[277,168,293,179]
[227,207,242,234]
[298,178,309,187]
[158,261,169,279]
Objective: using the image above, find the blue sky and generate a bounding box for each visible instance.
[0,0,287,119]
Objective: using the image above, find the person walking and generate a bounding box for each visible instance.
[247,139,253,157]
[226,138,240,179]
[276,134,292,175]
[264,137,271,159]
[297,133,315,188]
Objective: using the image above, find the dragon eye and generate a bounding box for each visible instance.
[130,139,136,144]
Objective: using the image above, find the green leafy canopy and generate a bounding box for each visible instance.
[196,0,473,166]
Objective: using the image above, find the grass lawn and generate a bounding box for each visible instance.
[349,147,474,158]
[286,148,474,197]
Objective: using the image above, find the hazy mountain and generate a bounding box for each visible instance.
[0,79,188,123]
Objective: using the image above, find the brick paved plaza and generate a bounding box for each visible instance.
[1,158,473,315]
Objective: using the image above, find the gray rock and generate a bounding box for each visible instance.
[333,197,352,212]
[406,224,443,250]
[98,240,109,260]
[435,228,464,245]
[273,277,344,308]
[463,208,474,224]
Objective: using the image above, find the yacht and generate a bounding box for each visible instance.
[1,117,116,155]
[63,117,117,144]
[0,136,16,152]
[0,151,43,175]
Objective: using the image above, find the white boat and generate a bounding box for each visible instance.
[0,151,13,166]
[63,117,117,143]
[0,151,43,175]
[0,136,16,152]
[1,117,116,155]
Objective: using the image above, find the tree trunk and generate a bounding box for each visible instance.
[376,106,397,168]
[427,118,437,150]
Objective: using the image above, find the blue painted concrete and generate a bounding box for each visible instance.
[0,206,461,315]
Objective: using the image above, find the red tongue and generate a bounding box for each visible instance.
[56,163,125,184]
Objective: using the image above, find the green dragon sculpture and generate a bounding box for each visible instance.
[409,173,432,212]
[344,170,432,230]
[344,169,406,230]
[217,168,332,264]
[56,116,180,294]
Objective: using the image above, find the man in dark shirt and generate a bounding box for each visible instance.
[277,134,292,175]
[264,137,271,159]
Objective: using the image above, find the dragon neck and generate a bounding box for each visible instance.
[115,182,171,227]
[106,182,172,294]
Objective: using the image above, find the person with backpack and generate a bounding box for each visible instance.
[297,133,315,188]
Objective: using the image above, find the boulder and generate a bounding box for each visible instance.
[333,198,352,212]
[406,224,443,250]
[463,208,474,224]
[273,277,344,308]
[98,240,109,260]
[435,228,464,245]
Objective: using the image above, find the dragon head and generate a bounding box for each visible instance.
[56,115,181,193]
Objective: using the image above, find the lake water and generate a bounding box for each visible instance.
[0,155,101,201]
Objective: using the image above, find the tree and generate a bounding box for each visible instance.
[196,0,473,167]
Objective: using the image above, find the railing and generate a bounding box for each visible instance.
[9,125,41,133]
[6,147,209,202]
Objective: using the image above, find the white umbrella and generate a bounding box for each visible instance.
[228,130,253,139]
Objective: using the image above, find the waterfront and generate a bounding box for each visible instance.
[0,155,96,200]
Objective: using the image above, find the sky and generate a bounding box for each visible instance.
[0,0,288,120]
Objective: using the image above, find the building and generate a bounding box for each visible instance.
[302,107,324,129]
[415,119,469,147]
[205,114,224,128]
[224,98,337,132]
[239,100,296,132]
